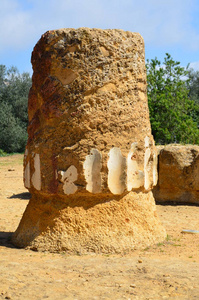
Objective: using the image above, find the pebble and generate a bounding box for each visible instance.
[163,274,170,278]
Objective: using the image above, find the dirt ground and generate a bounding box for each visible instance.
[0,154,199,300]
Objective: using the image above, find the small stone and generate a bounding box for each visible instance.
[115,283,122,288]
[163,274,170,278]
[130,284,136,288]
[138,259,143,263]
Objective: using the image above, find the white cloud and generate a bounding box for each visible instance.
[0,0,33,51]
[189,61,199,71]
[127,0,199,50]
[0,0,199,54]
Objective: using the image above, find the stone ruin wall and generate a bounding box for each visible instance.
[153,145,199,204]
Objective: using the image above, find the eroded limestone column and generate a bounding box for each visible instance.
[12,28,166,253]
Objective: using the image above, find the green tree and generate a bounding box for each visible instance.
[187,69,199,127]
[187,69,199,105]
[0,65,31,153]
[146,53,199,145]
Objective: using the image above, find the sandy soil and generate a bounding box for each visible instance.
[0,154,199,300]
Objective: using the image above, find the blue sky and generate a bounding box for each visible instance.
[1,0,199,74]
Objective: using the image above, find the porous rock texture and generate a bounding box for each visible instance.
[12,28,166,253]
[153,144,199,204]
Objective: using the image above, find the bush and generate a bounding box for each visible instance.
[0,149,7,157]
[0,65,31,153]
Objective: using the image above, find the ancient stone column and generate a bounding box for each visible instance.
[12,28,166,253]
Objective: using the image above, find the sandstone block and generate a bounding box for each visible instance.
[153,144,199,204]
[12,28,166,253]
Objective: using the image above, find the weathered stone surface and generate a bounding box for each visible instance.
[153,145,199,204]
[12,28,166,253]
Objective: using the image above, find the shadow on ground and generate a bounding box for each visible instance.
[156,201,199,207]
[9,192,31,200]
[0,231,17,249]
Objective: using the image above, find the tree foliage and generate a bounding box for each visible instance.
[187,69,199,104]
[0,65,31,153]
[187,69,199,126]
[146,53,199,145]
